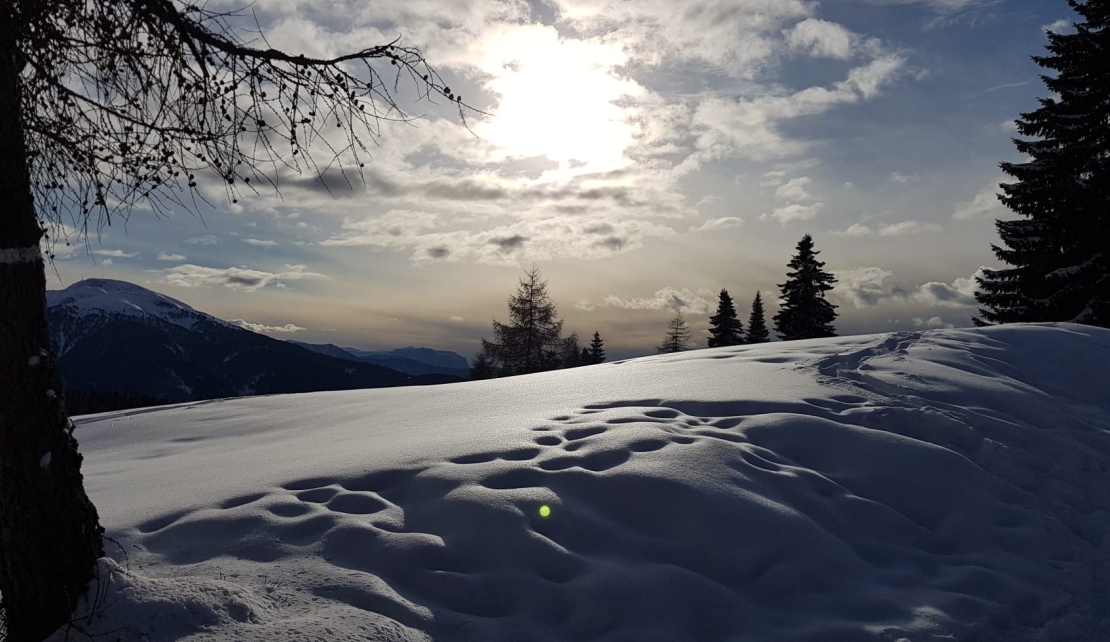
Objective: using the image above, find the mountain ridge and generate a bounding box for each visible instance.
[46,278,464,406]
[288,341,470,378]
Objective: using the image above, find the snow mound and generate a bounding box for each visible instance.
[58,324,1110,641]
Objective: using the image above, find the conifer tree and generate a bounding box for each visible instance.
[746,291,771,344]
[707,289,745,347]
[657,312,692,353]
[975,1,1109,327]
[581,346,592,364]
[559,333,582,368]
[587,331,606,364]
[773,234,838,340]
[469,350,496,380]
[480,267,564,376]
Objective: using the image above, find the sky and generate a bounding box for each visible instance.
[43,0,1074,361]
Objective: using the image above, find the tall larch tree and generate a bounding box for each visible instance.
[707,288,744,347]
[480,267,565,376]
[657,312,692,354]
[0,0,467,638]
[746,291,771,344]
[975,0,1109,327]
[773,234,839,341]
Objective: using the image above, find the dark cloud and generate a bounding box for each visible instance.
[917,282,975,305]
[284,169,368,196]
[427,246,451,260]
[584,223,615,235]
[490,235,528,252]
[593,236,626,251]
[554,205,591,215]
[363,169,406,197]
[226,274,266,288]
[425,181,509,202]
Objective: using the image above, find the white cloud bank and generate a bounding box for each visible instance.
[832,267,983,310]
[592,287,716,315]
[953,181,1007,220]
[229,319,307,334]
[164,264,325,291]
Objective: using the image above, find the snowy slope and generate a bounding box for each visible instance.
[52,324,1110,641]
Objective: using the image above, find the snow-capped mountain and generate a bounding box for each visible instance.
[46,279,462,405]
[46,278,237,356]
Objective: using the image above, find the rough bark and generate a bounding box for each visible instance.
[0,24,104,642]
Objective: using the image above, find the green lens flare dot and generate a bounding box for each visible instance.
[539,505,552,518]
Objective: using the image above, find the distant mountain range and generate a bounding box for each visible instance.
[46,279,467,408]
[288,342,470,379]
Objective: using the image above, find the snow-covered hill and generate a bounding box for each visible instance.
[53,324,1110,641]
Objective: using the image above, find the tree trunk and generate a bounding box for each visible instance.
[0,24,104,642]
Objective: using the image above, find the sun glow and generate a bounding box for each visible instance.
[474,26,642,172]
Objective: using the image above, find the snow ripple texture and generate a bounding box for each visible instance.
[50,324,1110,642]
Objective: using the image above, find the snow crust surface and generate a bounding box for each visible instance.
[51,324,1110,641]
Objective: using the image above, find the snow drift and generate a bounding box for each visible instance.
[49,324,1110,641]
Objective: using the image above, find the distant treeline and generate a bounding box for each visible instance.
[474,233,841,376]
[657,233,838,353]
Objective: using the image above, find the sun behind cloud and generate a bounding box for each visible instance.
[473,25,642,173]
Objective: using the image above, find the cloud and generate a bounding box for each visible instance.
[832,267,983,309]
[1043,19,1072,34]
[953,181,1006,220]
[835,220,942,237]
[157,253,186,261]
[914,270,981,308]
[243,238,278,247]
[489,234,528,253]
[229,319,307,334]
[833,267,902,308]
[164,264,325,291]
[766,203,822,225]
[879,220,944,236]
[690,55,906,161]
[913,316,954,329]
[785,19,856,60]
[688,217,744,234]
[889,172,919,184]
[549,0,811,78]
[838,223,875,237]
[598,287,715,315]
[449,316,465,323]
[320,210,676,264]
[980,81,1029,94]
[775,176,814,202]
[93,249,138,258]
[185,235,220,245]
